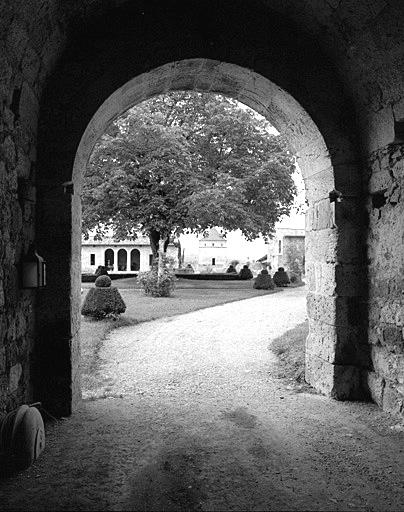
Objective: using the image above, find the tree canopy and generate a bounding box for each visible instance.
[82,91,297,256]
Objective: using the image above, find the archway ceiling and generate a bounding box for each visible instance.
[13,0,403,119]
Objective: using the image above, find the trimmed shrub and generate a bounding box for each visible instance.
[289,273,300,283]
[273,267,291,287]
[138,267,177,297]
[253,270,275,290]
[81,286,126,319]
[95,275,112,288]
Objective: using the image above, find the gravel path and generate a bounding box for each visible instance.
[2,287,404,511]
[95,288,307,400]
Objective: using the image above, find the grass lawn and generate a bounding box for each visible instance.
[80,277,288,397]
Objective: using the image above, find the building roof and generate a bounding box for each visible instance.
[82,234,151,246]
[277,228,305,238]
[200,227,226,242]
[82,228,177,247]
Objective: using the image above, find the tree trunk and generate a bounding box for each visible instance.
[177,240,182,268]
[149,230,160,267]
[158,238,165,280]
[148,229,171,277]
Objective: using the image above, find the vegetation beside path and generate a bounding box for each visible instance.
[269,320,316,393]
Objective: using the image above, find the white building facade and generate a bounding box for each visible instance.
[198,227,227,272]
[81,233,178,274]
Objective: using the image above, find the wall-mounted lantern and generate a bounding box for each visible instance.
[329,189,343,203]
[22,244,46,289]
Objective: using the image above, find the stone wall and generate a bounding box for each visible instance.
[0,0,121,417]
[0,6,44,414]
[366,144,404,415]
[278,236,305,276]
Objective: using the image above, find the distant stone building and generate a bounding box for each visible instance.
[267,228,305,275]
[198,228,227,272]
[81,233,178,274]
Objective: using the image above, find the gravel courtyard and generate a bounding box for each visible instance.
[1,288,404,511]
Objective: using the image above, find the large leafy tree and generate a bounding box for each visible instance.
[82,92,297,260]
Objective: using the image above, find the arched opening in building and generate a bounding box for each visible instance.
[35,2,366,416]
[104,249,115,272]
[117,249,128,272]
[131,250,141,272]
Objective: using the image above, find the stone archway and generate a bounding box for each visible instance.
[35,2,366,415]
[74,58,368,400]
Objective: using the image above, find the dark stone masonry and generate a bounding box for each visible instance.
[1,0,404,417]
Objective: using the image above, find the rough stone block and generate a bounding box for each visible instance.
[307,292,336,325]
[361,107,395,155]
[19,82,39,137]
[332,364,366,400]
[308,318,370,367]
[0,346,5,373]
[380,300,404,326]
[21,46,41,85]
[366,371,385,407]
[305,352,364,400]
[304,262,315,292]
[393,98,404,123]
[0,46,13,102]
[391,158,404,181]
[16,149,31,178]
[307,293,365,328]
[334,198,363,230]
[373,346,404,384]
[336,228,364,264]
[368,167,394,194]
[305,206,315,231]
[305,352,335,396]
[8,363,22,393]
[383,325,404,351]
[1,135,16,167]
[306,321,337,363]
[368,322,382,346]
[314,199,335,231]
[333,163,363,196]
[5,18,30,63]
[305,228,337,263]
[382,383,404,416]
[304,165,334,203]
[314,262,336,295]
[336,296,366,327]
[335,264,366,297]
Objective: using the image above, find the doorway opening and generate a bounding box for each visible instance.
[36,57,366,415]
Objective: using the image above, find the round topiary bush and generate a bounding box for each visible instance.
[289,273,300,283]
[273,267,291,287]
[95,275,112,288]
[253,269,275,290]
[81,281,126,319]
[138,267,177,297]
